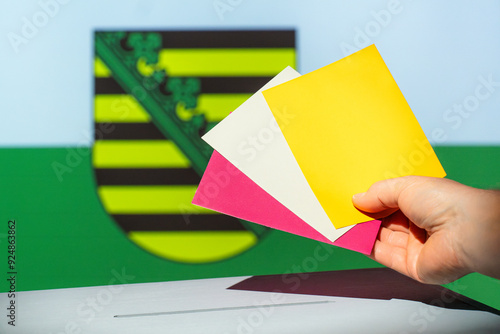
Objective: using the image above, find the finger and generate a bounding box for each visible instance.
[369,239,410,278]
[355,207,398,220]
[352,176,420,214]
[378,227,408,249]
[381,210,410,233]
[404,222,426,281]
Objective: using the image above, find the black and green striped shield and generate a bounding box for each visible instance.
[93,30,296,263]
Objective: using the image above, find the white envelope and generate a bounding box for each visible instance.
[202,67,352,242]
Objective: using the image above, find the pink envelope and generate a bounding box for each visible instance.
[193,151,381,255]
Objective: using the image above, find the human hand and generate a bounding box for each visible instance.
[352,176,500,284]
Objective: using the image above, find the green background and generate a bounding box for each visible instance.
[0,146,499,310]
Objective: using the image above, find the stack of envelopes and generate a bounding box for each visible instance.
[193,45,446,255]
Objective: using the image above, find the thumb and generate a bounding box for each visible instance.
[352,176,418,216]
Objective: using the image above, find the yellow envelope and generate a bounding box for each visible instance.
[263,45,446,228]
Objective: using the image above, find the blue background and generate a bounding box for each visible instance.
[1,0,500,146]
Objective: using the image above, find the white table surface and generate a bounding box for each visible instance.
[1,276,499,334]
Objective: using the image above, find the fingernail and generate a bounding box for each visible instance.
[352,192,366,201]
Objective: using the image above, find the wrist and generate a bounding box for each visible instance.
[460,189,500,279]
